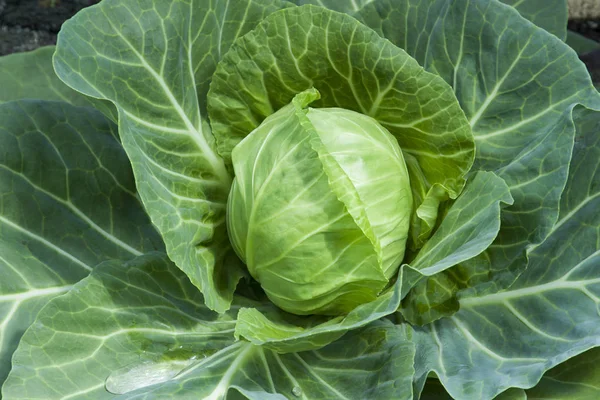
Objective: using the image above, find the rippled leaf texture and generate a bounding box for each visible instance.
[500,0,567,40]
[357,0,600,296]
[208,5,474,249]
[3,253,415,400]
[409,106,600,400]
[400,171,513,325]
[53,0,291,312]
[0,101,162,389]
[525,347,600,400]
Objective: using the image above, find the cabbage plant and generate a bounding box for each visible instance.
[0,0,599,399]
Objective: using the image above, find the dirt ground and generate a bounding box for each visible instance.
[0,0,100,55]
[569,19,600,42]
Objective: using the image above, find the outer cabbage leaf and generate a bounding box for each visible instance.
[53,0,291,313]
[525,347,600,400]
[2,253,415,400]
[500,0,567,40]
[409,106,600,400]
[308,0,568,41]
[0,101,162,389]
[208,5,475,250]
[0,47,91,106]
[0,47,117,121]
[356,0,600,299]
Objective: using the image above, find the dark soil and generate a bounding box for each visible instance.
[569,20,600,84]
[0,0,100,56]
[569,19,600,42]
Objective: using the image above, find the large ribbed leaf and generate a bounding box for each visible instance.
[53,0,291,312]
[299,0,568,41]
[356,0,600,301]
[0,100,162,389]
[410,106,600,400]
[3,253,415,400]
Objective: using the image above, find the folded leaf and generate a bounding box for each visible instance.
[234,267,406,353]
[525,348,600,400]
[235,172,512,351]
[400,171,513,325]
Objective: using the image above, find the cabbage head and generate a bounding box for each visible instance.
[227,89,412,315]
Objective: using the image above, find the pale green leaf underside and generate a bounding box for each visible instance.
[357,0,600,294]
[53,0,290,312]
[409,172,513,274]
[410,107,600,400]
[0,101,162,389]
[3,253,415,400]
